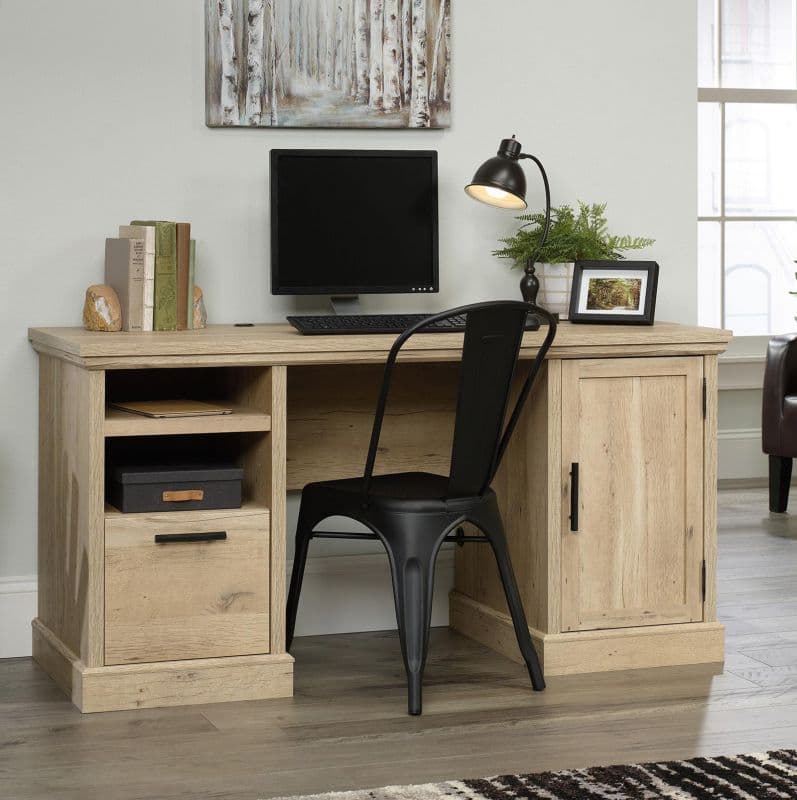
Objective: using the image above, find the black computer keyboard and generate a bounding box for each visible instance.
[286,313,541,335]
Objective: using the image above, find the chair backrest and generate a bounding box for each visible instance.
[362,300,558,501]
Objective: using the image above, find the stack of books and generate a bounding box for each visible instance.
[104,221,196,332]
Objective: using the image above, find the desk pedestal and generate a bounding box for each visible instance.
[452,355,724,675]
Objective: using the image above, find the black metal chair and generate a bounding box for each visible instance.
[286,300,558,715]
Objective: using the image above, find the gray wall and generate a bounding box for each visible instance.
[0,1,698,639]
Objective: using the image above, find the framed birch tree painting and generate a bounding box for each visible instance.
[205,0,451,128]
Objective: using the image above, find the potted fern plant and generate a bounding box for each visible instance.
[494,201,655,317]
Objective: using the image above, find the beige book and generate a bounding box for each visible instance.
[109,399,234,418]
[119,225,155,331]
[131,221,177,331]
[104,238,145,332]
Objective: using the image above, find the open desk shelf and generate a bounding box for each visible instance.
[104,405,271,437]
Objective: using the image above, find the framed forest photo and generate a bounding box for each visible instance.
[205,0,451,128]
[568,261,659,325]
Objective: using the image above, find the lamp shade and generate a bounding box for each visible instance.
[464,137,528,210]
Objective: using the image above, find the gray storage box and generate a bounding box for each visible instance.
[108,463,244,513]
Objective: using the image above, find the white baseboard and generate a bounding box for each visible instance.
[718,427,766,481]
[0,576,37,659]
[0,551,455,659]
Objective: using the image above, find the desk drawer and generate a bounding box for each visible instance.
[104,512,270,665]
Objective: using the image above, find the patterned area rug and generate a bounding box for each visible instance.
[272,750,797,799]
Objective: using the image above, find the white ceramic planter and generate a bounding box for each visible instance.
[536,262,575,319]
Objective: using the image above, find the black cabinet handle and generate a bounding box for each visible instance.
[154,531,227,544]
[569,463,579,532]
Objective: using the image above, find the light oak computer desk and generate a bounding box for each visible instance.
[28,320,732,712]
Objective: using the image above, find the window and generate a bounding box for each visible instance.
[698,0,797,335]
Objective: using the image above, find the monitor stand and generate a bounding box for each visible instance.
[329,296,362,315]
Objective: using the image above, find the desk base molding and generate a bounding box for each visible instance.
[32,619,294,713]
[449,592,725,676]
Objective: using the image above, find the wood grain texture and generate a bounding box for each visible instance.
[454,362,558,634]
[230,367,274,510]
[104,514,270,665]
[703,354,719,622]
[29,322,731,714]
[450,591,724,675]
[104,405,270,437]
[546,360,563,633]
[31,618,77,697]
[37,355,105,667]
[287,363,459,490]
[28,321,733,367]
[103,503,269,525]
[52,343,735,371]
[266,366,288,654]
[77,654,294,713]
[29,630,293,713]
[560,357,705,632]
[34,355,291,709]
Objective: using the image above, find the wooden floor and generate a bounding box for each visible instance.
[4,488,797,799]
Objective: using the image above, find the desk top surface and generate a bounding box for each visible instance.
[29,321,733,367]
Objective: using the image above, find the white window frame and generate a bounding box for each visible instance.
[698,0,797,342]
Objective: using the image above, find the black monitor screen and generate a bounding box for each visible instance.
[270,150,438,295]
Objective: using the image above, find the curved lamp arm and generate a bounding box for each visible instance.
[518,154,552,305]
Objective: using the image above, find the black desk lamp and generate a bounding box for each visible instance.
[465,136,551,304]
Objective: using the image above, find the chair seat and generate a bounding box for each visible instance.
[305,471,495,514]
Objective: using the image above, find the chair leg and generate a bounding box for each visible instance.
[382,525,442,716]
[769,455,792,513]
[286,506,315,651]
[485,517,545,692]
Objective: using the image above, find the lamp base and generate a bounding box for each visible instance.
[520,260,540,305]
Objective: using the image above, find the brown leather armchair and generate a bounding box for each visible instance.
[763,333,797,511]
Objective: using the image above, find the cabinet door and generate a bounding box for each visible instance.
[561,357,704,632]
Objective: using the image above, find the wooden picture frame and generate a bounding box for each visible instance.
[568,260,659,325]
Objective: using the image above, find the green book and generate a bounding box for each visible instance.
[131,220,177,331]
[187,239,196,330]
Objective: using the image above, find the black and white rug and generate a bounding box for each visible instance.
[273,750,797,800]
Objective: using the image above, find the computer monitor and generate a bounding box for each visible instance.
[270,150,438,301]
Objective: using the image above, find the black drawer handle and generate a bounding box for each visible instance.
[154,531,227,544]
[569,463,579,532]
